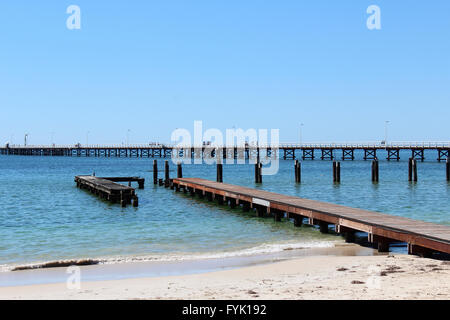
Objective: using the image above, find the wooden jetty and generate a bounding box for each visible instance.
[74,176,143,207]
[170,178,450,257]
[1,142,449,162]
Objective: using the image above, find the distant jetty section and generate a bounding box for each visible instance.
[1,142,449,161]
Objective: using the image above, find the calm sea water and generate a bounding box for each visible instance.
[0,150,449,268]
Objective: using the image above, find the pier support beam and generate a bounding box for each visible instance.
[242,201,250,212]
[228,198,236,209]
[408,243,433,258]
[255,205,267,217]
[336,225,356,243]
[272,209,284,222]
[318,221,329,234]
[302,149,314,160]
[293,215,303,227]
[387,149,400,161]
[216,195,224,205]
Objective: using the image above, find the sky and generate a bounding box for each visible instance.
[0,1,449,145]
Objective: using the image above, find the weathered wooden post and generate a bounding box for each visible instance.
[293,215,303,227]
[372,159,379,182]
[333,161,337,182]
[255,161,262,183]
[132,196,139,207]
[153,160,158,185]
[319,221,329,234]
[294,160,301,183]
[164,160,170,188]
[177,162,182,178]
[333,161,341,183]
[446,157,450,182]
[120,191,126,207]
[258,162,262,183]
[216,162,223,183]
[413,159,418,182]
[408,158,413,181]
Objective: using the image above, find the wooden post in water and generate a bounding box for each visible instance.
[372,159,379,183]
[177,162,182,178]
[153,160,158,185]
[333,161,337,182]
[164,160,169,187]
[336,162,341,183]
[413,159,418,182]
[408,158,413,182]
[255,161,262,183]
[333,161,341,183]
[293,215,303,227]
[216,162,223,183]
[294,160,301,183]
[446,157,450,182]
[258,162,263,183]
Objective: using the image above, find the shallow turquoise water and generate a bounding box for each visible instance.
[0,150,449,267]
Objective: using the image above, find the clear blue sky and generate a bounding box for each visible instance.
[0,1,449,145]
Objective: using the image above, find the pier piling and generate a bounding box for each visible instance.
[408,158,413,181]
[153,160,158,185]
[164,160,170,188]
[254,161,262,183]
[447,158,450,181]
[372,159,379,183]
[413,159,418,182]
[177,162,183,178]
[333,161,341,183]
[294,160,301,183]
[216,162,223,183]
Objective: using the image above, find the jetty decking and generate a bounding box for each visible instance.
[171,178,450,257]
[75,176,142,207]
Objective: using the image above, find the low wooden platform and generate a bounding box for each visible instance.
[172,178,450,257]
[75,175,140,206]
[99,177,145,189]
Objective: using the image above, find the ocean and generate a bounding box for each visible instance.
[0,150,449,271]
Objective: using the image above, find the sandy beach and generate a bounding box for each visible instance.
[1,253,449,300]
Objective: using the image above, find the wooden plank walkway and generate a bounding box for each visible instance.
[74,175,140,207]
[172,178,450,257]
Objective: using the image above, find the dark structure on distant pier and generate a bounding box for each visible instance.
[1,142,449,162]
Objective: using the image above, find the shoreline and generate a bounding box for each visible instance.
[0,243,375,287]
[1,253,448,300]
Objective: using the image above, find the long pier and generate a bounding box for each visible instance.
[171,178,450,258]
[1,142,449,161]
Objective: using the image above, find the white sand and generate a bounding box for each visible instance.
[0,254,449,300]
